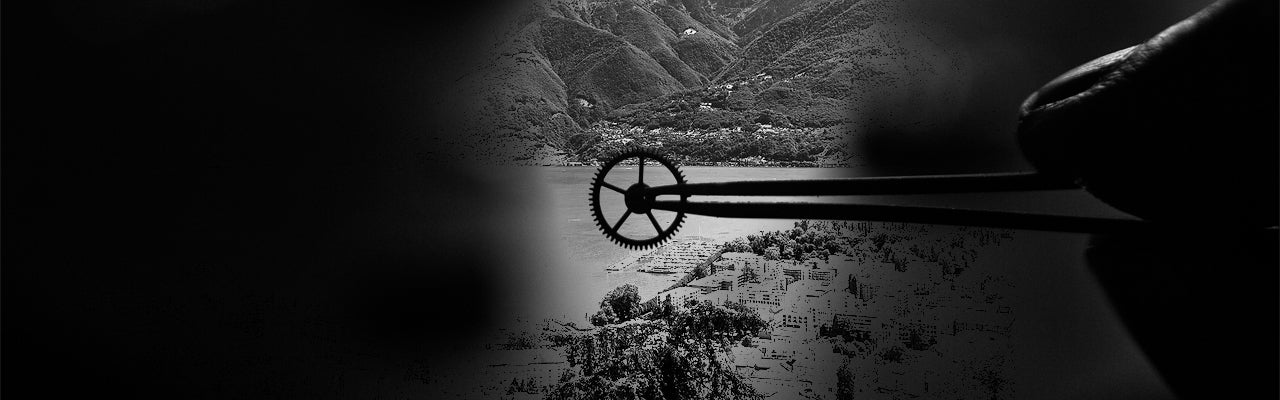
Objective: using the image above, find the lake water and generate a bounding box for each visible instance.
[531,166,856,321]
[510,165,1133,323]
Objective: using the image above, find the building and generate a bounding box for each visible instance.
[780,262,836,286]
[831,313,877,340]
[735,281,784,310]
[659,287,701,309]
[710,259,736,273]
[687,269,741,293]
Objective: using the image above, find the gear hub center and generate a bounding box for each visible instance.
[624,183,652,213]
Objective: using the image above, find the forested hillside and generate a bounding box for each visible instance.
[456,0,957,165]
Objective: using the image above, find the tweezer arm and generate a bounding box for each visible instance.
[650,201,1146,234]
[643,172,1077,197]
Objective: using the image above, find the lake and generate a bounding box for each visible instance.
[514,165,1135,322]
[530,166,854,322]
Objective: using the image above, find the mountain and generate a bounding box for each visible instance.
[454,0,743,163]
[455,0,962,164]
[726,0,814,41]
[717,0,963,125]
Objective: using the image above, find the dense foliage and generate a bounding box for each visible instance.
[608,81,845,131]
[589,284,644,326]
[577,125,845,166]
[722,221,1014,276]
[722,220,845,261]
[550,286,767,400]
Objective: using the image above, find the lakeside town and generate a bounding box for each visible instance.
[473,221,1018,400]
[555,157,849,168]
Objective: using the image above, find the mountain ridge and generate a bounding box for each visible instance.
[458,0,951,165]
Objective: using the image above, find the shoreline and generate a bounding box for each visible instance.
[603,250,649,272]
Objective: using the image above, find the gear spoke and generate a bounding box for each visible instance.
[612,211,631,232]
[600,181,626,194]
[647,211,663,234]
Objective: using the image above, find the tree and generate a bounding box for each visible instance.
[653,294,676,320]
[740,266,760,283]
[691,263,709,280]
[551,296,766,400]
[836,359,856,400]
[591,284,642,326]
[589,304,618,326]
[781,239,799,260]
[668,301,767,346]
[746,234,767,254]
[763,246,780,261]
[723,238,751,253]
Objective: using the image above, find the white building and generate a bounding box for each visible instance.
[735,281,785,310]
[651,286,702,309]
